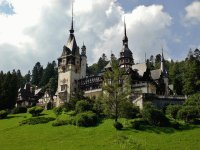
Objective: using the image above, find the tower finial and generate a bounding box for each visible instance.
[161,48,164,72]
[124,16,127,37]
[161,47,164,61]
[70,1,74,34]
[123,16,128,45]
[145,52,147,62]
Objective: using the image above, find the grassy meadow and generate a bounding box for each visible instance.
[0,111,200,150]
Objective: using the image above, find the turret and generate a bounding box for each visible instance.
[80,43,87,78]
[56,2,82,106]
[119,17,134,69]
[160,49,169,95]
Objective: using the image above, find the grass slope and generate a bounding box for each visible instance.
[0,111,200,150]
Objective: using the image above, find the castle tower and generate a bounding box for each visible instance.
[160,49,164,72]
[80,43,87,78]
[160,49,169,95]
[56,4,86,106]
[119,18,134,69]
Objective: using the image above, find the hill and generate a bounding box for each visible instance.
[0,111,200,150]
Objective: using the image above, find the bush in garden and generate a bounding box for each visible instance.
[52,118,68,126]
[113,121,123,130]
[28,106,44,117]
[63,97,80,112]
[177,106,199,123]
[170,120,181,129]
[120,102,140,119]
[142,102,170,127]
[0,110,8,119]
[75,100,92,113]
[53,107,63,118]
[75,111,98,127]
[12,107,27,114]
[184,93,200,117]
[166,105,181,119]
[92,100,104,117]
[20,117,55,125]
[66,110,76,117]
[130,118,147,130]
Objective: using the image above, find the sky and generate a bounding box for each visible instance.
[0,0,200,74]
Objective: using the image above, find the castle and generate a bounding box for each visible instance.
[55,7,186,109]
[16,7,186,109]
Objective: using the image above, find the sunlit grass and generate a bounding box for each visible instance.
[0,111,199,150]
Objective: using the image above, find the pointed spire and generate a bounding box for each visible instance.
[81,41,86,56]
[123,16,128,45]
[145,52,147,63]
[70,1,74,34]
[161,48,164,72]
[161,47,165,63]
[124,17,127,37]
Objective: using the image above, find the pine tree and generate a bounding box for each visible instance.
[40,61,57,86]
[102,59,131,122]
[31,62,43,86]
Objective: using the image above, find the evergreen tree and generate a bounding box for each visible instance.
[169,62,184,95]
[16,69,25,88]
[0,71,18,109]
[31,62,43,86]
[40,61,57,86]
[102,59,131,122]
[24,70,31,83]
[183,59,199,95]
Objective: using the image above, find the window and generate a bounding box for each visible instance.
[62,59,66,64]
[61,84,67,91]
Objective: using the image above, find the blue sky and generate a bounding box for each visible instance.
[0,0,200,74]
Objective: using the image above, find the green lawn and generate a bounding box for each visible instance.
[0,111,200,150]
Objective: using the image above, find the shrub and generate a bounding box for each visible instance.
[170,120,181,129]
[52,118,68,126]
[166,105,181,119]
[92,100,104,117]
[121,102,140,119]
[130,118,147,130]
[20,117,55,125]
[28,106,44,117]
[184,93,200,117]
[177,106,199,123]
[113,121,123,130]
[75,111,98,127]
[66,110,76,117]
[12,107,27,114]
[53,107,63,117]
[75,100,92,113]
[142,106,170,127]
[63,97,80,112]
[0,110,8,119]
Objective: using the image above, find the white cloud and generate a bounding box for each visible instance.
[184,1,200,25]
[0,0,172,74]
[92,4,172,63]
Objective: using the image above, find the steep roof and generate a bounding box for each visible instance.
[65,34,78,53]
[132,63,147,76]
[151,69,162,80]
[104,61,112,69]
